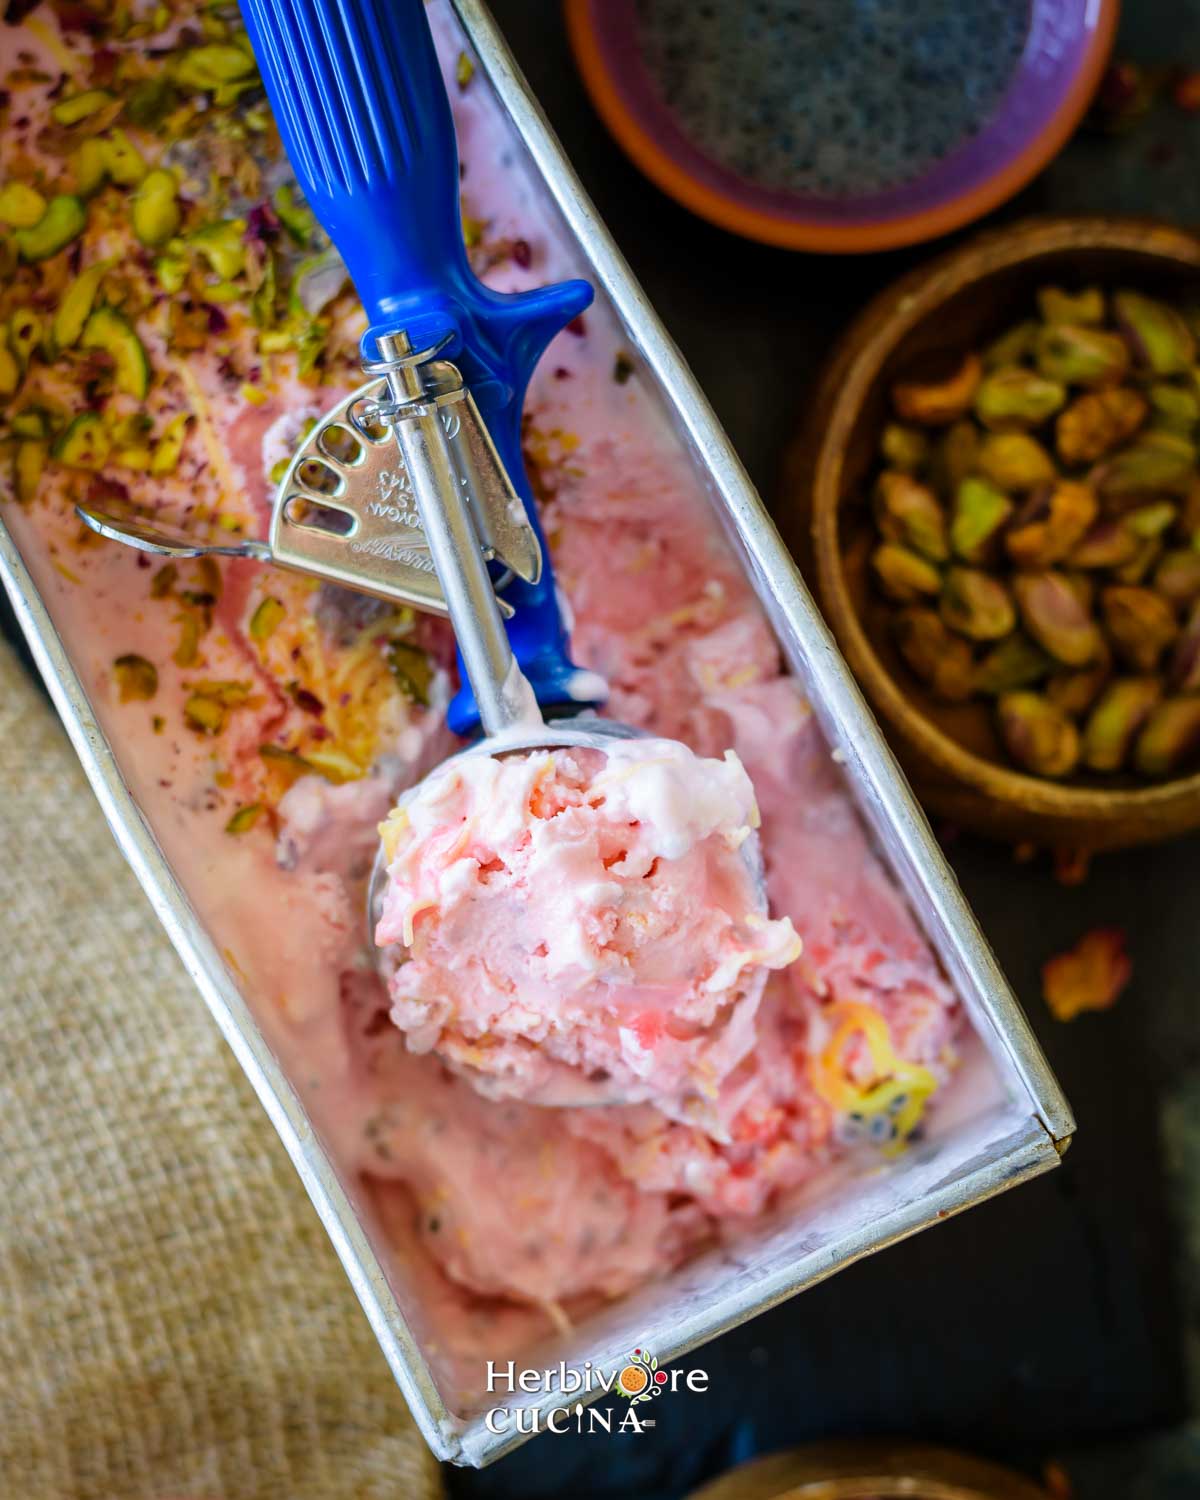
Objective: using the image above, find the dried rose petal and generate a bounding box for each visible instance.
[1042,927,1132,1021]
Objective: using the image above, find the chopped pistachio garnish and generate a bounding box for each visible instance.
[132,168,181,247]
[188,218,247,280]
[149,563,177,599]
[456,51,475,90]
[50,89,116,127]
[0,181,46,228]
[100,129,146,187]
[51,412,110,470]
[71,139,108,198]
[13,439,46,504]
[184,692,226,734]
[112,653,158,701]
[150,413,191,476]
[9,308,40,367]
[225,803,264,834]
[272,184,314,245]
[80,306,150,399]
[249,595,285,642]
[173,611,203,667]
[386,640,433,706]
[52,258,114,351]
[14,195,86,262]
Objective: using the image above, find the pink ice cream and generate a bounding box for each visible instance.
[375,739,800,1117]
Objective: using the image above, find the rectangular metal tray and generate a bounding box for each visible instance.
[0,0,1073,1466]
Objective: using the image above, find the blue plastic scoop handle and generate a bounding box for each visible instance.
[238,0,597,735]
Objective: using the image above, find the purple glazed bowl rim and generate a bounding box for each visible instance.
[565,0,1121,252]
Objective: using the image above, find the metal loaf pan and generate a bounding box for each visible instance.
[0,0,1073,1466]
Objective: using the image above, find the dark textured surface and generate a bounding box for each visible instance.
[440,2,1196,1497]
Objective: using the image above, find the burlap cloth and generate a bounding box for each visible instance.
[0,638,444,1500]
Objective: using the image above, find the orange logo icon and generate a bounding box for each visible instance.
[617,1347,663,1404]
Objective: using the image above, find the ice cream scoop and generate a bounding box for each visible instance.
[236,0,788,1107]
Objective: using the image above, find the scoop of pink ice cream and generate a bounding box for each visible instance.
[374,738,801,1120]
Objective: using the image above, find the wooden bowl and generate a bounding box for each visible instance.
[794,217,1200,852]
[687,1441,1051,1500]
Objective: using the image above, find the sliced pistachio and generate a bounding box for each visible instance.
[1005,481,1097,570]
[100,128,145,187]
[1082,677,1164,772]
[249,595,285,642]
[871,543,942,603]
[1037,286,1105,326]
[976,431,1056,493]
[0,181,46,228]
[13,438,47,504]
[51,89,115,126]
[1134,696,1200,777]
[51,411,110,470]
[387,640,434,706]
[8,308,40,368]
[997,691,1080,778]
[10,407,47,439]
[52,257,113,352]
[184,692,227,734]
[272,184,315,245]
[188,218,247,281]
[14,195,86,262]
[147,413,189,477]
[872,470,948,561]
[973,633,1050,695]
[225,803,265,835]
[1015,570,1103,666]
[70,138,108,198]
[892,352,982,427]
[112,653,158,702]
[154,255,187,294]
[1102,585,1179,672]
[1114,289,1196,375]
[132,168,180,247]
[1056,386,1147,465]
[973,366,1066,431]
[1034,323,1128,388]
[80,307,150,400]
[940,566,1015,641]
[879,422,929,473]
[173,43,258,95]
[951,476,1012,563]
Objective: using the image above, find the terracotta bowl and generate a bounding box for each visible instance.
[793,217,1200,852]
